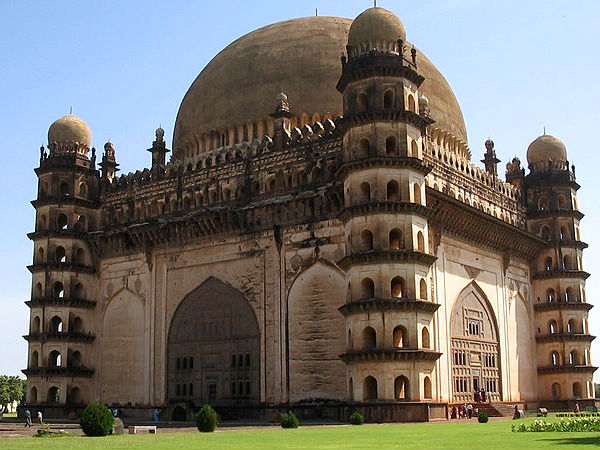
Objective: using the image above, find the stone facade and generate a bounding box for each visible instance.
[22,7,596,421]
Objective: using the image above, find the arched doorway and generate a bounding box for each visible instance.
[450,282,502,402]
[167,277,260,407]
[172,405,187,421]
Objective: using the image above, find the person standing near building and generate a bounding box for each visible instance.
[153,409,160,424]
[37,410,42,424]
[24,410,32,428]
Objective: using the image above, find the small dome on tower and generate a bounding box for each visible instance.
[526,134,567,165]
[155,126,165,140]
[48,114,92,148]
[418,95,429,107]
[348,7,406,50]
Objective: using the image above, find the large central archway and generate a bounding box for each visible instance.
[167,277,260,408]
[450,282,502,402]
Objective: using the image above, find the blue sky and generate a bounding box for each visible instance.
[0,0,598,383]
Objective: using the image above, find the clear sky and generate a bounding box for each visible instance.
[0,0,598,383]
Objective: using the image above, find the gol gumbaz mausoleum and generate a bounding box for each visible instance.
[21,7,597,421]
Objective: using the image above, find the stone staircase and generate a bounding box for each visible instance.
[451,402,515,418]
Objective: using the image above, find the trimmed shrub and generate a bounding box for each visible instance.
[112,417,124,435]
[281,411,299,429]
[196,405,219,432]
[478,412,489,423]
[80,402,115,437]
[512,417,600,433]
[349,412,364,425]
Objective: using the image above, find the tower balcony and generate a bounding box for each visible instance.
[527,209,584,221]
[26,296,96,309]
[337,156,431,179]
[22,366,95,378]
[537,365,597,375]
[533,301,592,313]
[533,269,590,281]
[339,110,434,133]
[536,333,595,344]
[27,262,95,274]
[339,201,433,222]
[340,348,442,363]
[31,196,98,209]
[339,298,439,316]
[338,250,436,270]
[23,331,95,343]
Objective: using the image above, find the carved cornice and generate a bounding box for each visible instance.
[537,365,597,375]
[23,332,95,343]
[31,196,99,209]
[336,156,432,178]
[536,333,595,344]
[533,270,590,281]
[338,201,433,223]
[27,263,96,274]
[339,298,440,316]
[22,367,95,378]
[340,348,442,363]
[527,209,584,221]
[427,188,547,261]
[27,230,89,241]
[338,250,437,270]
[556,239,588,250]
[25,297,96,309]
[339,110,434,133]
[533,301,593,312]
[337,54,424,91]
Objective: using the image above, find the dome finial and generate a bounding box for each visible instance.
[543,125,546,136]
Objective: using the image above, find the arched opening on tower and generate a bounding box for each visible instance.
[387,180,399,201]
[363,376,377,401]
[389,228,403,249]
[362,326,377,349]
[394,376,410,400]
[360,229,374,251]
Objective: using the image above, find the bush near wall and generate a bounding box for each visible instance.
[512,417,600,432]
[80,402,115,437]
[196,405,219,432]
[349,412,364,425]
[281,411,299,429]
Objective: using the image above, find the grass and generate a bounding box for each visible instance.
[1,418,599,450]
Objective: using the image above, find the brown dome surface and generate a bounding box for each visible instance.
[48,114,92,147]
[348,7,406,48]
[526,134,567,165]
[173,16,467,153]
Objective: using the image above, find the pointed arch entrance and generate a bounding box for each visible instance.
[167,277,260,408]
[450,282,501,402]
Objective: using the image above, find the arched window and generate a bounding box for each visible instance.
[387,180,399,201]
[72,316,83,333]
[347,329,353,350]
[59,182,70,197]
[572,382,582,398]
[383,90,394,109]
[391,276,405,298]
[394,375,410,400]
[358,93,368,112]
[70,351,82,368]
[385,136,397,156]
[413,183,421,204]
[417,231,425,252]
[567,319,577,334]
[50,315,63,333]
[32,316,41,334]
[550,351,560,366]
[548,320,558,334]
[360,182,371,203]
[558,195,568,209]
[546,288,556,303]
[74,215,86,232]
[359,138,370,157]
[410,140,418,157]
[75,248,85,265]
[30,386,38,404]
[53,281,64,298]
[73,283,85,299]
[362,327,377,349]
[70,386,82,404]
[48,386,60,403]
[389,228,403,250]
[540,225,551,240]
[393,326,408,348]
[551,382,561,399]
[419,279,427,300]
[49,350,61,367]
[421,327,430,348]
[57,213,68,230]
[569,350,579,365]
[360,278,375,299]
[360,230,374,251]
[55,246,66,264]
[37,247,44,264]
[538,197,549,211]
[544,257,553,271]
[30,351,39,368]
[79,182,88,198]
[560,225,570,241]
[363,376,377,401]
[407,94,416,113]
[423,376,432,399]
[565,287,575,302]
[35,282,43,298]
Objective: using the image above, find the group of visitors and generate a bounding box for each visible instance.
[23,410,42,427]
[450,403,479,419]
[474,388,487,403]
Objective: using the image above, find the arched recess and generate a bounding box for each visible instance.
[288,261,346,402]
[168,277,259,406]
[510,294,536,401]
[450,281,502,402]
[100,288,146,405]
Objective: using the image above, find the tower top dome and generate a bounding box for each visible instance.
[48,114,92,148]
[348,7,406,49]
[526,134,567,165]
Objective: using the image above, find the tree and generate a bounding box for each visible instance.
[0,376,26,413]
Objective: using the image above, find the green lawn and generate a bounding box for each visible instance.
[1,419,599,450]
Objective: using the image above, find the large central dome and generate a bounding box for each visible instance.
[173,15,467,155]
